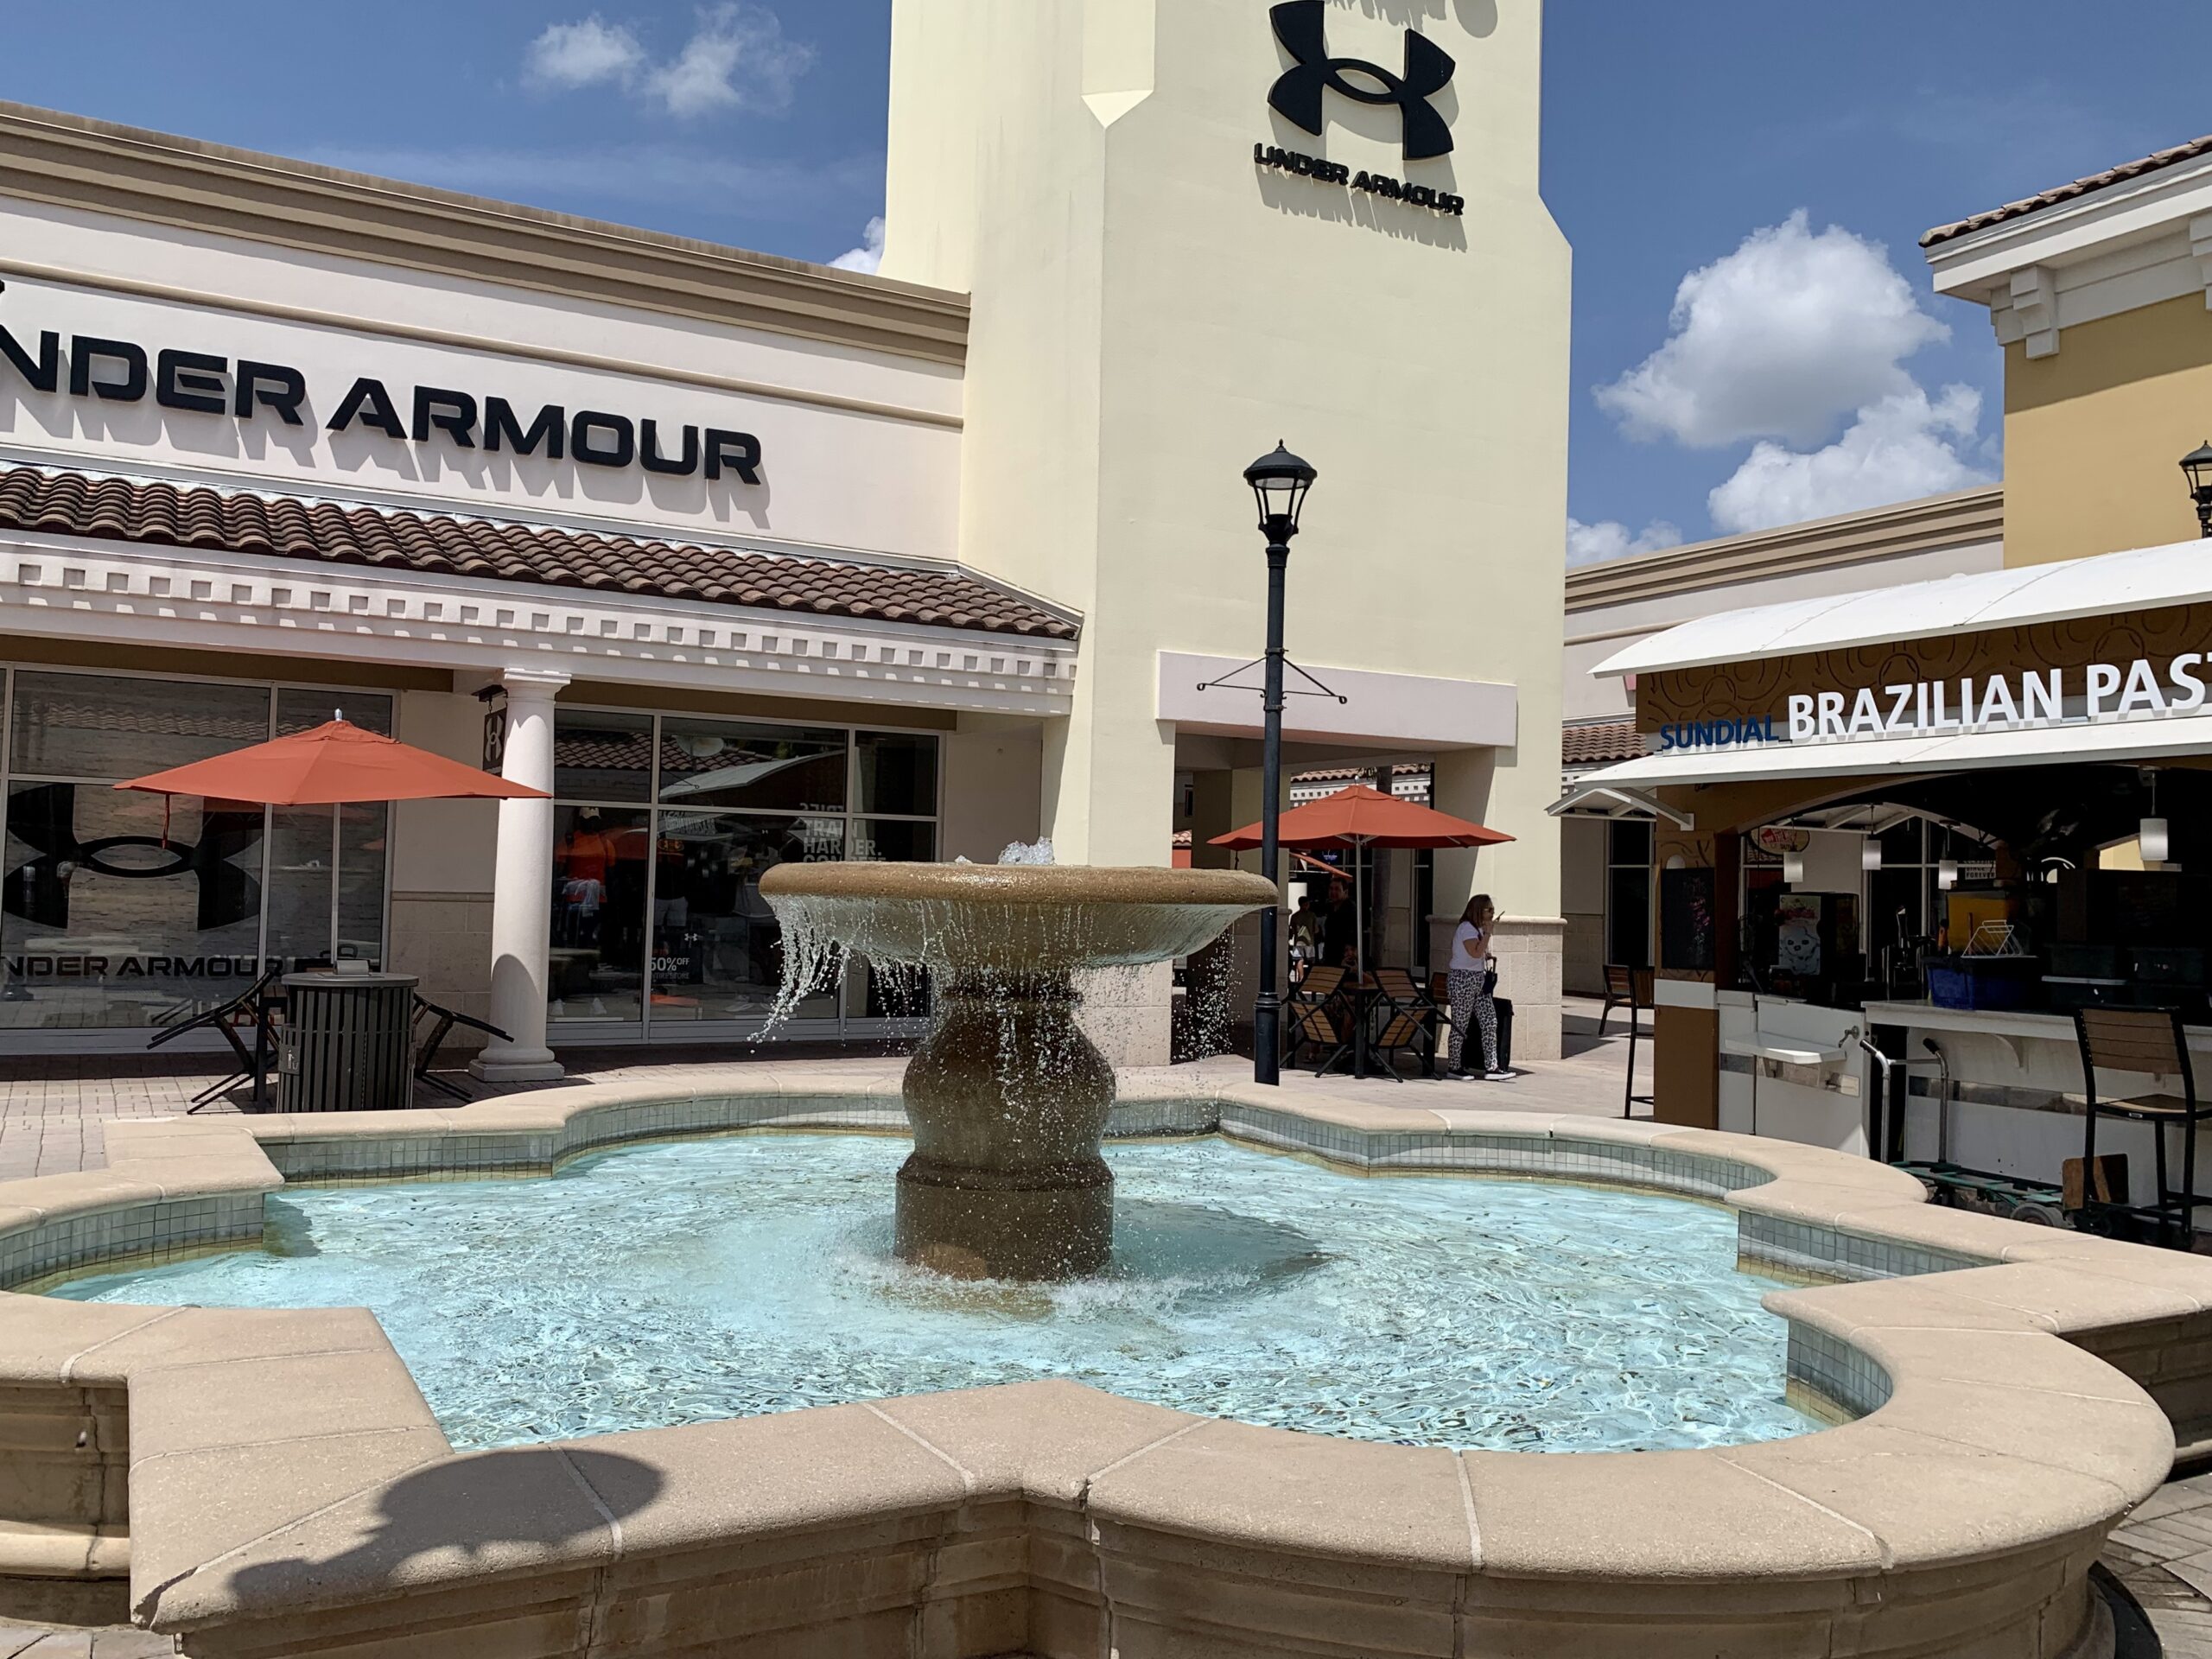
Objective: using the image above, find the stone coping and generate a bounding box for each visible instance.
[0,1078,2200,1656]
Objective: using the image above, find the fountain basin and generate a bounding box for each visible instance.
[757,861,1281,975]
[0,1090,2190,1658]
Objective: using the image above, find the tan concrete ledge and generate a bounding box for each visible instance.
[0,1081,2192,1656]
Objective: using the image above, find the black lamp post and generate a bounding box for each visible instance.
[2183,442,2212,538]
[1243,441,1317,1086]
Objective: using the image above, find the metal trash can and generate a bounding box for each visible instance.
[279,972,418,1112]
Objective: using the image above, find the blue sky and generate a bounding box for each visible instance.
[3,2,2208,561]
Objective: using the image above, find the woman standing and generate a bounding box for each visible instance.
[1447,894,1510,1081]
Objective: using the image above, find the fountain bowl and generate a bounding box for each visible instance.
[760,861,1278,1280]
[757,861,1280,976]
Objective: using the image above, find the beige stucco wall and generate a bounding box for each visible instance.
[2004,293,2212,566]
[884,0,1568,933]
[940,721,1045,862]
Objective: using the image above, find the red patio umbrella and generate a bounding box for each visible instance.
[115,719,547,805]
[1213,783,1513,1076]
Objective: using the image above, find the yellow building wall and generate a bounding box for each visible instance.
[2004,294,2212,566]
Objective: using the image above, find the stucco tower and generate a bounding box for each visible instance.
[884,0,1570,1059]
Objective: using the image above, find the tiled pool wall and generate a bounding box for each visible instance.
[0,1095,1974,1419]
[0,1190,264,1293]
[1787,1320,1892,1419]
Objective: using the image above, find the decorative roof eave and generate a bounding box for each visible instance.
[1923,133,2212,248]
[0,526,1077,721]
[0,465,1077,643]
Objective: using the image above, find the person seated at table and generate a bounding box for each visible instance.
[1322,877,1357,968]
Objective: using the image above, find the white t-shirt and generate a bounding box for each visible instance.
[1450,921,1491,974]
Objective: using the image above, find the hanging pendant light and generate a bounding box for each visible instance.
[1862,838,1882,872]
[2142,769,2169,864]
[1937,857,1959,890]
[1783,849,1805,885]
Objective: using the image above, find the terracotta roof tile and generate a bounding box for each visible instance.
[1922,134,2212,247]
[0,465,1077,642]
[1562,720,1643,766]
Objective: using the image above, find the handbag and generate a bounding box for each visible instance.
[1481,965,1498,995]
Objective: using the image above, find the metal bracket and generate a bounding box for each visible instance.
[1196,657,1348,703]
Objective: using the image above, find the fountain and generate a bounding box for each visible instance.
[759,857,1277,1280]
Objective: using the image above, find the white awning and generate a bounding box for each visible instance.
[1547,782,1694,829]
[1595,533,2212,679]
[1568,709,2212,791]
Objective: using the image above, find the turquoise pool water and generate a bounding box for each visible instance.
[48,1135,1813,1452]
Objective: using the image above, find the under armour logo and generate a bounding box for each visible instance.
[1267,1,1455,162]
[3,783,262,931]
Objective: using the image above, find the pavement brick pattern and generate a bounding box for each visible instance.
[2106,1465,2212,1656]
[0,1624,169,1656]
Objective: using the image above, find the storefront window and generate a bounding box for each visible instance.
[1605,820,1652,969]
[10,671,270,776]
[854,818,937,863]
[554,710,655,804]
[1,671,394,1030]
[549,709,941,1036]
[550,805,651,1022]
[646,811,837,1022]
[857,731,939,817]
[658,719,848,812]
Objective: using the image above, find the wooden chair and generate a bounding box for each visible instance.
[2074,1006,2212,1247]
[1284,964,1353,1075]
[1613,966,1656,1118]
[1370,968,1440,1081]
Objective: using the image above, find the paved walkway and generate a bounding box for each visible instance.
[0,997,2200,1653]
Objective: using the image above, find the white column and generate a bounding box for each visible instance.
[470,666,570,1082]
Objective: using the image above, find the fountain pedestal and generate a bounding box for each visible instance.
[760,861,1276,1282]
[896,974,1116,1279]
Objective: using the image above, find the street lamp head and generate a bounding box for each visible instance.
[2183,440,2212,538]
[1244,441,1317,542]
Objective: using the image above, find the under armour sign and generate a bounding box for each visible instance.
[1267,1,1455,162]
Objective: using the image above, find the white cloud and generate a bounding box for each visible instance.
[645,3,812,117]
[830,216,886,273]
[1707,385,1993,534]
[1596,210,1949,449]
[1566,517,1683,569]
[523,16,645,90]
[524,4,812,119]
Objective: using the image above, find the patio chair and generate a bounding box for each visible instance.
[1284,963,1353,1075]
[1370,968,1440,1080]
[146,967,284,1112]
[1597,963,1638,1039]
[1614,966,1656,1118]
[410,995,511,1102]
[2074,1006,2212,1247]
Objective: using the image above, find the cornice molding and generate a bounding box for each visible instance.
[0,530,1076,719]
[1566,486,2004,613]
[0,101,969,368]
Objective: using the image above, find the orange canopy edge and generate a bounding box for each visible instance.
[115,719,547,806]
[1210,782,1513,851]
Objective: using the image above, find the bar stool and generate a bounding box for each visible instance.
[1615,966,1656,1119]
[2074,1007,2212,1248]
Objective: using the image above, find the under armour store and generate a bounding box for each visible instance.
[0,0,1569,1073]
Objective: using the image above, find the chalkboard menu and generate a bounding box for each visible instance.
[1661,866,1718,973]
